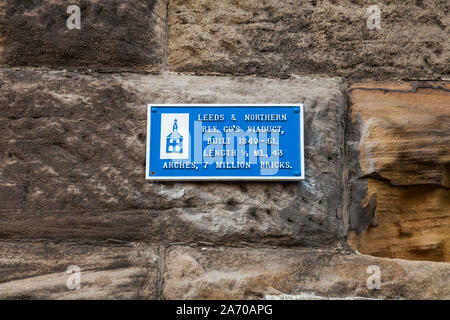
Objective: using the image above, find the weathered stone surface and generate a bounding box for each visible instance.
[347,82,450,262]
[0,241,159,299]
[0,0,448,301]
[3,243,449,300]
[0,68,346,246]
[0,0,166,72]
[168,0,449,79]
[348,179,450,262]
[163,246,450,300]
[350,82,450,186]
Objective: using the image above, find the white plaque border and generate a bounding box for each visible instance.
[146,104,305,181]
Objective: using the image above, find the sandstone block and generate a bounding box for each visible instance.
[168,0,449,79]
[0,0,166,72]
[0,241,159,299]
[0,69,346,246]
[347,82,450,261]
[348,179,450,262]
[163,246,450,299]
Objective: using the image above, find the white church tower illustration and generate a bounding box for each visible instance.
[166,119,183,153]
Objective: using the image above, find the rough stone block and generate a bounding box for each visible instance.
[0,68,346,246]
[347,82,450,261]
[0,241,159,299]
[168,0,449,79]
[0,0,166,72]
[163,246,450,299]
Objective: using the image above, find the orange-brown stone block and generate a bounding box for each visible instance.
[348,82,450,262]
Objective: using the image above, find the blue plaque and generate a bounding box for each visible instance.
[146,104,304,180]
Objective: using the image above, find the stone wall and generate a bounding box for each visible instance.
[0,0,449,299]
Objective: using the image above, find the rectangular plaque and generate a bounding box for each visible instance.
[146,104,304,180]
